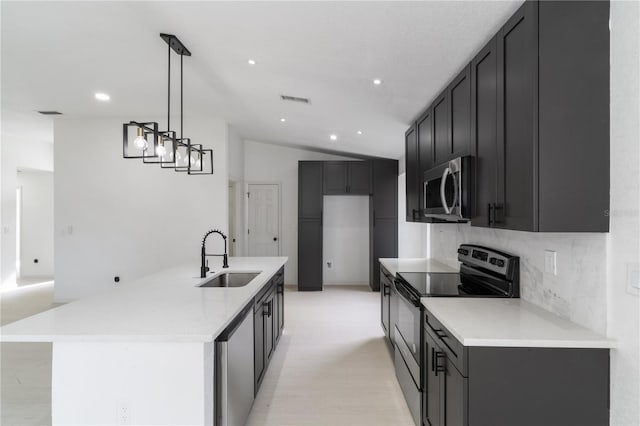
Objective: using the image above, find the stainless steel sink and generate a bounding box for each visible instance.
[198,272,260,288]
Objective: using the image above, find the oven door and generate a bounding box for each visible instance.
[395,282,421,363]
[423,156,473,221]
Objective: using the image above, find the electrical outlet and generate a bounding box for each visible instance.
[117,401,132,425]
[327,261,332,269]
[544,250,557,276]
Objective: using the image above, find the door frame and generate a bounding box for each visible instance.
[245,181,282,256]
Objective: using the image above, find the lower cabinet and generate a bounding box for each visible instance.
[380,266,393,345]
[254,267,285,395]
[422,308,610,426]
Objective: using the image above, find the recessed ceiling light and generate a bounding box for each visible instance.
[280,118,286,122]
[94,92,110,101]
[357,130,363,135]
[329,134,338,141]
[248,59,256,65]
[372,79,383,86]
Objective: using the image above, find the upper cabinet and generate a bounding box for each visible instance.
[405,125,421,222]
[405,0,610,232]
[323,161,371,195]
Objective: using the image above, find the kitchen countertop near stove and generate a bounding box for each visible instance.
[379,258,458,276]
[421,298,614,349]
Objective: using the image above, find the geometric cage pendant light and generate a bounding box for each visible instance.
[122,33,213,175]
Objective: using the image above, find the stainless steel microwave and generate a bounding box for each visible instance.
[423,156,474,222]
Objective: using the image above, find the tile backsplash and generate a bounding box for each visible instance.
[429,223,608,334]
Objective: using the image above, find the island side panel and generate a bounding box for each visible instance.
[52,341,214,425]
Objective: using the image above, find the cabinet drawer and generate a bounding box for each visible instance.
[424,309,467,376]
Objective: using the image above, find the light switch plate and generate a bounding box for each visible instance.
[544,250,557,276]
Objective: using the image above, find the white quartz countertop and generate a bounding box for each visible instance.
[421,298,614,349]
[379,258,458,276]
[0,257,287,343]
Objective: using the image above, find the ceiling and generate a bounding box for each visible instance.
[1,1,521,159]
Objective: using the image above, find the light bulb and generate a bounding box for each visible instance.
[133,127,148,150]
[156,141,167,157]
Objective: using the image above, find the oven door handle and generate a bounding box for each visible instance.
[439,167,458,215]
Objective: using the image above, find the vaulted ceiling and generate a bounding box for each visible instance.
[1,1,521,158]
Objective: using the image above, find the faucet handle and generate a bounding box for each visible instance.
[205,259,210,273]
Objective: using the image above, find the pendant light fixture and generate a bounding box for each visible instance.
[123,33,213,175]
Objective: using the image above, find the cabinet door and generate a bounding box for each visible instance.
[323,162,348,194]
[276,274,284,341]
[372,160,398,220]
[405,126,420,222]
[470,37,499,228]
[449,65,471,158]
[371,218,397,292]
[380,272,390,337]
[443,360,467,426]
[496,1,537,231]
[299,162,323,219]
[264,293,275,361]
[298,220,323,291]
[425,331,443,426]
[348,161,372,194]
[432,94,450,166]
[418,108,434,176]
[254,306,265,394]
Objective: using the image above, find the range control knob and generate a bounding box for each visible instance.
[489,257,498,265]
[496,259,505,267]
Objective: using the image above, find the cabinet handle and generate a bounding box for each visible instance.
[487,203,493,225]
[383,284,390,296]
[434,352,447,376]
[263,300,272,317]
[434,329,447,339]
[431,347,435,372]
[277,284,284,295]
[493,203,503,224]
[373,210,376,227]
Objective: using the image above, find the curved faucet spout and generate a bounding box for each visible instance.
[200,229,229,278]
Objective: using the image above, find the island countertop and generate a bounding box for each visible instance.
[421,297,614,349]
[0,257,287,343]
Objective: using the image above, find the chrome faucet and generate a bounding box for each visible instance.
[201,229,229,278]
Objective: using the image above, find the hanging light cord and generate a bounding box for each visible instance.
[167,42,171,132]
[180,53,184,140]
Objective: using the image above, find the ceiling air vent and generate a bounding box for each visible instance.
[37,110,63,115]
[280,95,311,105]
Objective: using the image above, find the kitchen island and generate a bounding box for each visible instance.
[0,257,287,425]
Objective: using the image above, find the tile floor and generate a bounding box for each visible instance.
[0,283,413,426]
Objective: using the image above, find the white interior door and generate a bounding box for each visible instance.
[247,184,280,256]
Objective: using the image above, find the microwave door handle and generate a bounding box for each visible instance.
[423,181,428,211]
[450,170,459,215]
[440,167,451,214]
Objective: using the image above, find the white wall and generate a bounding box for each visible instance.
[608,3,639,424]
[243,140,356,285]
[16,169,54,278]
[323,195,369,285]
[227,125,245,257]
[0,116,54,288]
[408,5,640,424]
[54,117,228,301]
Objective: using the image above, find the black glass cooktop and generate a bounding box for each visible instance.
[396,271,506,298]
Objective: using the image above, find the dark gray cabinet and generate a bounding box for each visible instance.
[422,307,610,426]
[298,162,323,291]
[405,126,421,222]
[448,65,472,160]
[370,160,399,291]
[470,37,499,228]
[380,266,392,342]
[405,0,610,232]
[417,108,433,214]
[323,161,371,195]
[432,94,449,167]
[254,268,285,396]
[299,159,397,292]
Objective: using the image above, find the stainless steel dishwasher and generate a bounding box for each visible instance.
[215,303,255,426]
